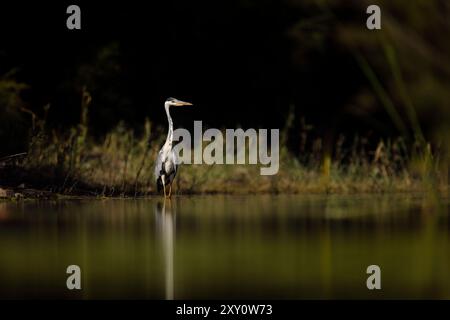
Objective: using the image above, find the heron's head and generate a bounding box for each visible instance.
[165,97,193,107]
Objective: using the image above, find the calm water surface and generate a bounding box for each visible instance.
[0,195,449,299]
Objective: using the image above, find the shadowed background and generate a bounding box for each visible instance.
[1,0,449,151]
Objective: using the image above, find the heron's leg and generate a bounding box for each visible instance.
[161,175,167,198]
[168,184,172,198]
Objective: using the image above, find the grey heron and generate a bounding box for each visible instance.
[154,97,193,198]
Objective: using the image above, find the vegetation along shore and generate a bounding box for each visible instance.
[0,93,447,200]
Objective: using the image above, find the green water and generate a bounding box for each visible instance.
[0,195,449,299]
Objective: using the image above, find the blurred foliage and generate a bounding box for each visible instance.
[287,0,449,190]
[288,0,450,135]
[72,42,134,130]
[0,69,28,156]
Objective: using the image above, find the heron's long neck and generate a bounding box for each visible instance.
[164,105,174,148]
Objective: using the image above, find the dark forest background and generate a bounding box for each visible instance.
[0,0,449,158]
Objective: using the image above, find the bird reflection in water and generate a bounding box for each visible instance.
[155,199,175,300]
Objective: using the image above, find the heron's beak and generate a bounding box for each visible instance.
[175,100,193,106]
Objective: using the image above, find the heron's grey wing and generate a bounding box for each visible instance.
[154,151,164,181]
[166,150,179,184]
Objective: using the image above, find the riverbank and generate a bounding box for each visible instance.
[0,155,447,200]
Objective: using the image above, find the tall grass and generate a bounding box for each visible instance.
[355,36,447,201]
[0,89,445,197]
